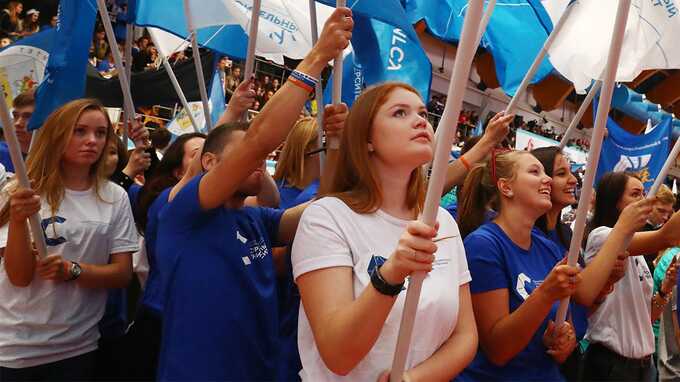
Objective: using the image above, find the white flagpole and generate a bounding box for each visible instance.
[242,0,262,121]
[0,97,48,258]
[474,0,496,47]
[125,23,133,84]
[96,0,137,147]
[148,31,201,134]
[647,122,680,197]
[554,0,632,327]
[243,0,262,81]
[328,0,346,149]
[308,0,326,166]
[504,1,576,115]
[389,1,487,380]
[558,81,602,150]
[183,0,213,131]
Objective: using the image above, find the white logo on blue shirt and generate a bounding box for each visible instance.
[236,229,269,266]
[516,273,531,300]
[236,230,248,244]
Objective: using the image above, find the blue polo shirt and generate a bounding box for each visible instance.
[277,179,319,210]
[139,187,171,316]
[458,223,565,382]
[156,174,283,381]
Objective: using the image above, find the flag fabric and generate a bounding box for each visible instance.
[317,0,432,104]
[28,0,98,130]
[135,0,330,64]
[0,28,55,107]
[547,0,680,93]
[322,51,365,108]
[595,116,672,190]
[403,0,556,96]
[472,118,484,136]
[134,0,248,59]
[209,67,226,126]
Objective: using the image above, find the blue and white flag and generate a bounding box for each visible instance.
[403,0,555,96]
[0,28,55,107]
[29,0,98,130]
[135,0,323,64]
[134,0,248,59]
[323,51,364,108]
[209,68,226,126]
[596,116,672,190]
[318,0,432,103]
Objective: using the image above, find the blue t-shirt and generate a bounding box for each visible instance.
[277,179,319,210]
[545,228,588,341]
[276,179,319,381]
[0,142,15,173]
[156,175,284,381]
[139,187,171,316]
[128,183,142,210]
[458,223,565,382]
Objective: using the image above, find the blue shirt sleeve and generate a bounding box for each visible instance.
[464,230,508,294]
[164,174,216,232]
[255,207,285,246]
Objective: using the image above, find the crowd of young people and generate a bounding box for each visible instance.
[1,6,680,382]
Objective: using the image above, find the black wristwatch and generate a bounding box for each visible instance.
[371,264,404,296]
[66,261,82,282]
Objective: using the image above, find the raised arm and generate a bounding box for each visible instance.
[626,210,680,256]
[574,198,653,306]
[197,8,353,210]
[442,112,513,195]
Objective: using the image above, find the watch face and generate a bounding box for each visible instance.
[71,263,82,278]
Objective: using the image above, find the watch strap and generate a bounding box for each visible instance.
[371,264,404,296]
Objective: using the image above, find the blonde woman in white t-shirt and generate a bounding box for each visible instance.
[292,83,478,381]
[0,99,139,380]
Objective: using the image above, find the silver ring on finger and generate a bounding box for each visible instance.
[412,249,418,259]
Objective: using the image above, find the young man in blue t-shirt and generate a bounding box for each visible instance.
[154,8,353,381]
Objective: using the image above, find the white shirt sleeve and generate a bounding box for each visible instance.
[292,201,353,280]
[108,187,140,254]
[584,226,613,264]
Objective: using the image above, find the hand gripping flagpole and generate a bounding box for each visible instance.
[390,1,487,380]
[0,97,48,258]
[504,1,576,115]
[558,80,602,150]
[327,0,346,150]
[96,0,138,147]
[183,0,214,131]
[308,0,326,166]
[554,0,632,327]
[148,30,201,134]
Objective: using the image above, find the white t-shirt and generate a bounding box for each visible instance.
[584,226,655,358]
[0,181,139,368]
[292,197,470,381]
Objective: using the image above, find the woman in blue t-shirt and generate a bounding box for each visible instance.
[456,150,654,381]
[273,117,322,210]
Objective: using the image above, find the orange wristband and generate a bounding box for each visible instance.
[459,155,471,171]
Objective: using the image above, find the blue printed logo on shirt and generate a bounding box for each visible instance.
[41,216,66,246]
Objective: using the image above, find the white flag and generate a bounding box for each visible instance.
[546,0,680,93]
[147,27,190,58]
